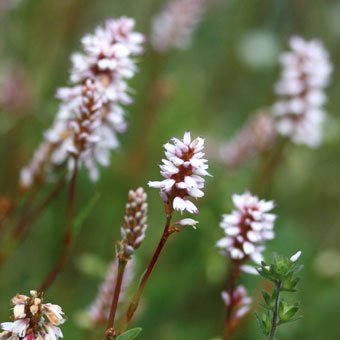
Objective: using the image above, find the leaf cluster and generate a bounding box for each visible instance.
[256,253,303,338]
[257,253,303,291]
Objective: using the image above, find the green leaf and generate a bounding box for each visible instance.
[255,311,271,336]
[117,328,143,340]
[255,313,269,336]
[279,315,303,325]
[284,306,299,320]
[262,290,273,306]
[72,193,100,237]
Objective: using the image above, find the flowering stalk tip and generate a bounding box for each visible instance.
[148,131,210,215]
[119,188,148,260]
[20,17,144,190]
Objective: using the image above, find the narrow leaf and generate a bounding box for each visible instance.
[117,328,143,340]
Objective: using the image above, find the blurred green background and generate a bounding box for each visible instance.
[1,0,340,339]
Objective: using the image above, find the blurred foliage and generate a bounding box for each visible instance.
[1,0,340,339]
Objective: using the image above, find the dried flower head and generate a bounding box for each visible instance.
[151,0,206,53]
[273,36,332,147]
[88,259,134,326]
[0,290,66,340]
[20,17,144,190]
[219,111,276,170]
[119,188,148,260]
[148,131,210,215]
[217,192,276,268]
[222,285,252,320]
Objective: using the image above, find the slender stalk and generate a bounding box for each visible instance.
[0,196,13,232]
[123,207,173,331]
[38,160,78,292]
[252,138,287,195]
[105,259,128,339]
[269,281,282,340]
[13,174,66,240]
[0,174,66,266]
[223,263,241,340]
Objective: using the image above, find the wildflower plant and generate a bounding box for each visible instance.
[256,251,303,340]
[122,132,210,331]
[5,17,145,296]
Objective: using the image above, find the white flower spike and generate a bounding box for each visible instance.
[20,17,144,189]
[148,131,210,215]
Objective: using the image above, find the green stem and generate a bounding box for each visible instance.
[269,281,282,340]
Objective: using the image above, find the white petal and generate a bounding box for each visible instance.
[176,218,198,229]
[240,265,259,275]
[183,131,191,144]
[184,200,198,214]
[290,251,301,262]
[173,197,186,213]
[243,242,255,255]
[148,181,162,188]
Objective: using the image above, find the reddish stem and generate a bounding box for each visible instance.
[0,174,66,266]
[105,259,128,339]
[253,138,287,195]
[223,262,241,340]
[13,175,66,240]
[123,206,173,331]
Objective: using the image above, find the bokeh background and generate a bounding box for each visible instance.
[1,0,340,339]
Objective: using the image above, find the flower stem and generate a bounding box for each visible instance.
[0,174,66,266]
[105,259,128,339]
[269,281,282,340]
[13,174,66,240]
[223,262,241,340]
[123,206,173,331]
[38,160,78,292]
[253,138,287,195]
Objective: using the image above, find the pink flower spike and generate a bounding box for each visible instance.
[217,191,276,263]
